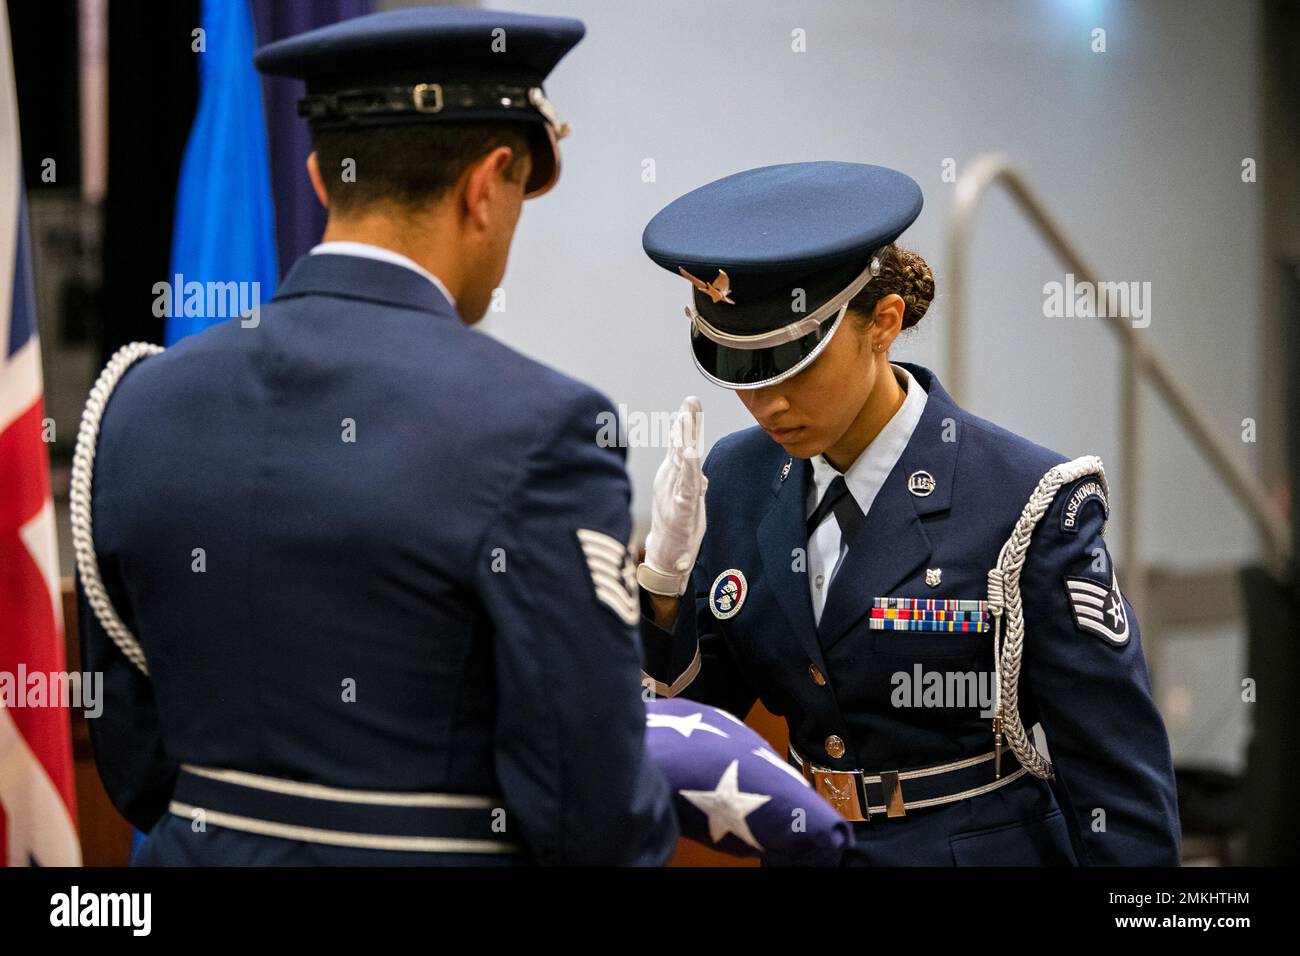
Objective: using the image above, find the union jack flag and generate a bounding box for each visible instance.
[0,5,80,866]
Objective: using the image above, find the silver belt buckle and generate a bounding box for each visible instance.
[412,83,444,113]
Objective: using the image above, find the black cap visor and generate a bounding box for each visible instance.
[522,120,561,198]
[690,308,845,389]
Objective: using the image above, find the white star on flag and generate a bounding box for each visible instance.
[679,759,772,851]
[646,711,730,739]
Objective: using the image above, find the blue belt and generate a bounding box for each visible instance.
[169,764,521,854]
[789,746,1028,822]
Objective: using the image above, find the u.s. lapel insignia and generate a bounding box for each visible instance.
[908,471,935,497]
[779,458,792,482]
[1064,571,1130,646]
[709,569,748,620]
[678,266,735,305]
[925,568,942,587]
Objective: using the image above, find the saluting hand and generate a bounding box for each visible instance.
[638,396,708,616]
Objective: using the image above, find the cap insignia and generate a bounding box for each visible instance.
[678,267,735,305]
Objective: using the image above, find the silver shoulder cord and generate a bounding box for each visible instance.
[68,342,165,677]
[985,454,1109,781]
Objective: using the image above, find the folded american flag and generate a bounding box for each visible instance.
[645,698,853,865]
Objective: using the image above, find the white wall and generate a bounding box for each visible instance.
[479,0,1264,571]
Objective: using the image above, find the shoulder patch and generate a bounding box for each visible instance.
[1064,571,1129,646]
[1060,478,1109,534]
[575,529,639,626]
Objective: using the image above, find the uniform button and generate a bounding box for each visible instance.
[814,574,825,589]
[825,734,845,758]
[809,664,827,686]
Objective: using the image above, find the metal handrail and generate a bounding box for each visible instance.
[946,154,1291,582]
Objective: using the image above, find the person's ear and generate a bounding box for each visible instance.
[307,152,329,209]
[462,146,517,229]
[871,293,906,348]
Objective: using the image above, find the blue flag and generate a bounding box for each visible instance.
[166,0,276,344]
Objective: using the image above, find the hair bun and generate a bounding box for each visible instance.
[895,247,935,328]
[847,243,935,330]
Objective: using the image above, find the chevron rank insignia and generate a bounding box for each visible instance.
[576,529,639,626]
[1064,572,1130,645]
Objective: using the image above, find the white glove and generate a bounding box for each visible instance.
[638,396,708,597]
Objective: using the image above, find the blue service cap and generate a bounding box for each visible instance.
[642,162,923,388]
[253,7,585,197]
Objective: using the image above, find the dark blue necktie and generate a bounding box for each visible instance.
[806,475,865,545]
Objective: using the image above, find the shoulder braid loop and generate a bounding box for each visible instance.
[69,342,165,676]
[986,454,1109,781]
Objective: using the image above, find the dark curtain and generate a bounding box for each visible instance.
[7,0,81,190]
[252,0,370,275]
[99,0,200,361]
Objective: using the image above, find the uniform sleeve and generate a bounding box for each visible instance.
[474,386,679,865]
[639,451,759,720]
[640,568,758,718]
[1018,477,1181,865]
[76,568,177,833]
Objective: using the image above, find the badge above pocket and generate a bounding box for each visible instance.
[869,597,989,633]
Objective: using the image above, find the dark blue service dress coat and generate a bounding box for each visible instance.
[642,363,1180,866]
[78,252,677,865]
